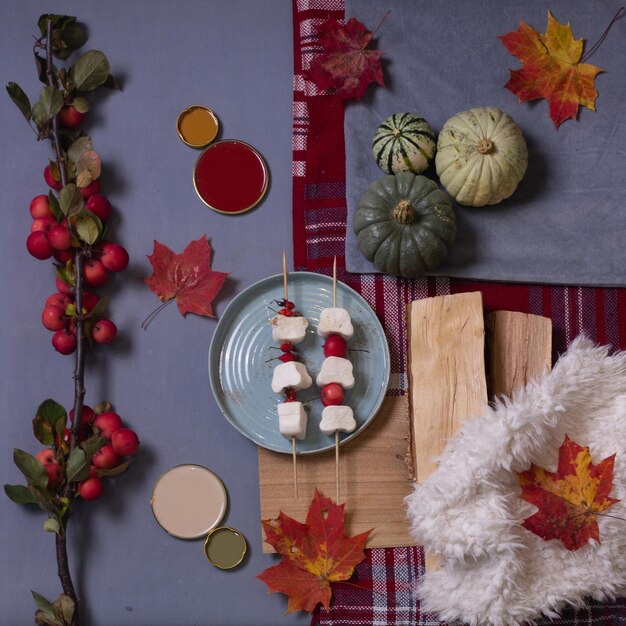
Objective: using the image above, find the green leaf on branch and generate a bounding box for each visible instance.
[37,14,77,37]
[43,518,60,534]
[4,484,40,505]
[75,213,102,245]
[75,150,101,188]
[59,183,83,217]
[52,594,75,625]
[55,265,75,291]
[97,460,130,477]
[65,447,88,483]
[13,449,48,489]
[32,417,55,446]
[71,96,89,113]
[47,192,62,221]
[33,399,67,445]
[88,296,109,319]
[67,136,92,167]
[70,50,110,92]
[57,22,88,54]
[6,82,32,122]
[33,86,64,125]
[32,591,61,626]
[81,435,107,462]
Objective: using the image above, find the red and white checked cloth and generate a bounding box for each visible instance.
[292,1,626,623]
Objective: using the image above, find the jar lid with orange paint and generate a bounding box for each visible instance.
[176,105,220,149]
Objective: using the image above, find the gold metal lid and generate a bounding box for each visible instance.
[204,526,247,569]
[176,105,220,149]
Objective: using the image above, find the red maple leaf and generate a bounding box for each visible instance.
[517,435,619,550]
[305,17,384,100]
[257,489,372,613]
[499,11,602,127]
[143,235,228,319]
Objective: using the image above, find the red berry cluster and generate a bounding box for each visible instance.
[320,334,348,406]
[35,403,139,502]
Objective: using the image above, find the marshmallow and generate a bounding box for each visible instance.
[316,356,354,389]
[271,361,312,394]
[277,402,308,439]
[317,308,353,339]
[319,405,356,435]
[271,315,308,344]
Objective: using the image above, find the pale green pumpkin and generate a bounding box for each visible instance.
[354,172,456,278]
[435,107,528,207]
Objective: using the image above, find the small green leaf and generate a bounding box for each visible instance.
[55,265,75,291]
[59,22,88,52]
[59,183,83,217]
[88,296,109,319]
[75,213,101,245]
[44,518,60,534]
[34,53,52,86]
[35,610,64,626]
[13,449,48,489]
[28,484,56,514]
[66,447,89,483]
[94,400,112,415]
[81,435,107,463]
[37,14,76,37]
[102,74,122,90]
[70,50,110,92]
[47,192,62,221]
[52,594,75,625]
[4,483,40,505]
[37,85,64,123]
[6,82,32,122]
[71,97,89,113]
[76,150,100,182]
[67,136,92,167]
[36,399,68,426]
[32,416,55,446]
[31,101,46,129]
[97,460,130,477]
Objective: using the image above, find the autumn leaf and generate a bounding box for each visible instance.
[499,11,602,127]
[517,435,619,550]
[305,17,384,100]
[257,489,371,614]
[143,235,228,320]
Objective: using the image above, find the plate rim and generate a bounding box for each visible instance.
[208,271,390,455]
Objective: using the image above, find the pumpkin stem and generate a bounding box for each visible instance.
[477,138,494,155]
[393,199,416,225]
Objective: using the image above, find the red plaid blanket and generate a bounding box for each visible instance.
[292,0,626,623]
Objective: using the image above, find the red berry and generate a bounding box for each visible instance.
[92,444,121,469]
[31,216,56,233]
[46,292,71,308]
[324,334,347,358]
[85,195,112,222]
[78,476,103,501]
[35,449,63,489]
[83,258,109,287]
[58,104,85,129]
[44,165,62,191]
[42,304,66,331]
[47,224,71,251]
[98,241,129,272]
[30,195,53,219]
[26,231,53,260]
[54,249,74,264]
[285,388,298,402]
[56,275,74,294]
[111,428,139,456]
[279,342,294,352]
[321,383,344,407]
[278,308,294,317]
[52,329,77,355]
[80,291,99,311]
[278,352,298,363]
[92,319,117,344]
[79,178,100,199]
[69,405,95,429]
[93,412,123,439]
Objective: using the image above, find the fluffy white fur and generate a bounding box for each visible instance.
[405,337,626,625]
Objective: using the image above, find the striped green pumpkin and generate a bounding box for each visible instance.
[372,113,436,175]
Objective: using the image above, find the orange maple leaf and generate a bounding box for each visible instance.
[257,489,371,614]
[517,435,619,550]
[499,11,603,127]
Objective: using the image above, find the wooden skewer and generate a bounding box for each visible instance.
[332,256,340,503]
[283,251,298,499]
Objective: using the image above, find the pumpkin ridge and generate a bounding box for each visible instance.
[455,154,485,203]
[400,227,428,276]
[462,110,484,144]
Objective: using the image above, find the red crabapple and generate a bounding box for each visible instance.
[321,383,344,407]
[30,216,56,233]
[98,241,129,272]
[93,412,123,439]
[56,276,73,294]
[323,334,347,358]
[52,329,77,355]
[47,224,71,251]
[85,195,112,222]
[30,195,53,219]
[26,231,53,260]
[79,179,100,199]
[78,476,103,501]
[92,444,121,469]
[58,104,85,129]
[54,249,74,264]
[44,165,62,190]
[69,405,95,429]
[35,449,63,489]
[41,304,66,331]
[46,292,71,308]
[111,428,139,456]
[81,291,99,311]
[83,258,109,287]
[92,319,117,344]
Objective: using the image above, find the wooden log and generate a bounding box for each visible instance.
[486,311,552,399]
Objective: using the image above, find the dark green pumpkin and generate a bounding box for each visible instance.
[353,172,456,278]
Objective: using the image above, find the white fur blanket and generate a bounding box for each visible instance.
[406,337,626,625]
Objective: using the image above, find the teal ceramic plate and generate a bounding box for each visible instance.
[208,272,390,454]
